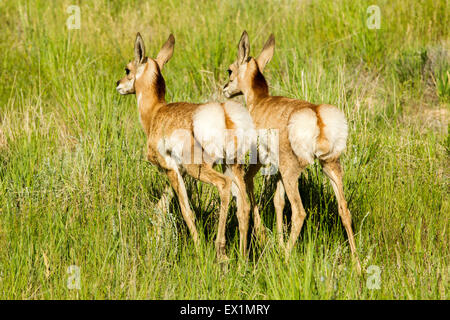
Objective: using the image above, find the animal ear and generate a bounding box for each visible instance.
[156,34,175,69]
[237,30,250,65]
[134,32,146,64]
[256,34,275,72]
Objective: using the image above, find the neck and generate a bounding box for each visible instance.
[244,68,269,111]
[135,70,166,136]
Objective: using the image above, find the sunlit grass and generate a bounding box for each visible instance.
[0,0,448,299]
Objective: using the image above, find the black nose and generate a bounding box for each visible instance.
[116,80,120,87]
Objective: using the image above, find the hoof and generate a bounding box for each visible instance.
[353,257,362,275]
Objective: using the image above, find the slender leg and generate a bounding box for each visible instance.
[321,159,361,274]
[184,164,231,261]
[166,169,199,245]
[273,177,286,248]
[229,164,251,256]
[280,162,307,255]
[244,163,266,241]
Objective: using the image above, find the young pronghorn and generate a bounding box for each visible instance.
[116,33,255,260]
[223,31,361,272]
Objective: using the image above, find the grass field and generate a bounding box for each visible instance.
[0,0,448,299]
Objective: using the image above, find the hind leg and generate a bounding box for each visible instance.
[244,163,266,242]
[185,164,232,261]
[225,164,251,256]
[321,158,361,274]
[279,154,308,255]
[273,177,286,248]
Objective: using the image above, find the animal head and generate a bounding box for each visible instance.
[116,32,175,96]
[222,31,275,99]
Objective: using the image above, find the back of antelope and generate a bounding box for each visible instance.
[223,31,361,273]
[116,32,256,260]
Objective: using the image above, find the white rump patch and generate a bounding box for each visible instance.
[222,101,254,131]
[318,105,348,160]
[288,105,348,163]
[288,108,319,164]
[222,101,257,162]
[193,103,226,162]
[193,102,256,164]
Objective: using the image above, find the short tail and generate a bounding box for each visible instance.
[288,104,348,164]
[222,101,257,162]
[192,102,256,163]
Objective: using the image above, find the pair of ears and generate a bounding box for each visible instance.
[238,30,275,72]
[134,33,175,70]
[134,30,275,72]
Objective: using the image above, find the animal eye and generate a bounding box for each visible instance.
[125,68,130,75]
[227,69,232,76]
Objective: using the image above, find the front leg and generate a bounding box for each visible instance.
[152,149,199,246]
[165,168,199,245]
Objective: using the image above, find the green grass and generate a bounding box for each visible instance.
[0,0,448,299]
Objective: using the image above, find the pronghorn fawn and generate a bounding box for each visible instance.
[223,31,361,273]
[116,33,255,260]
